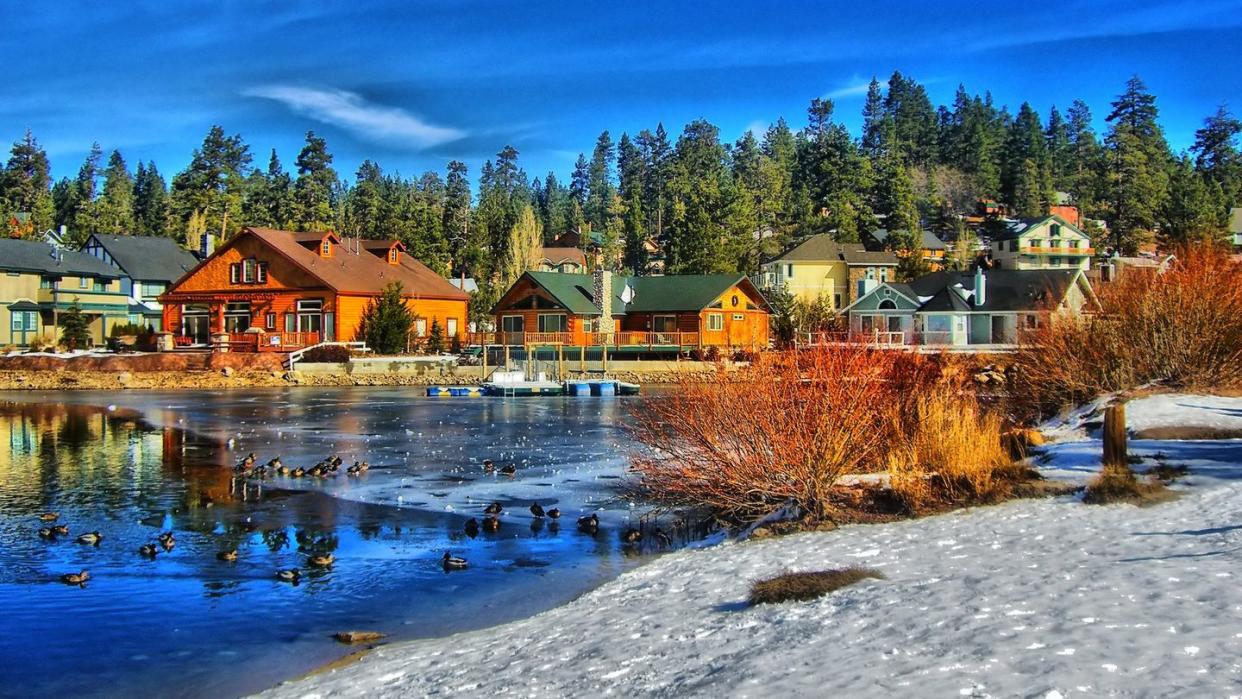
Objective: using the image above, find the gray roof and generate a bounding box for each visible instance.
[508,271,770,316]
[0,237,120,278]
[869,229,947,251]
[772,235,898,265]
[994,214,1088,242]
[85,234,200,282]
[908,269,1084,313]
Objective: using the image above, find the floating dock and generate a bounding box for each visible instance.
[426,370,643,398]
[426,386,483,397]
[564,379,640,396]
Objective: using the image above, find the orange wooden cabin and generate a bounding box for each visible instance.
[490,270,771,350]
[159,227,468,352]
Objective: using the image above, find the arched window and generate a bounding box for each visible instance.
[878,299,897,310]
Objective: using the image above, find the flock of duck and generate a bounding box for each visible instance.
[41,450,668,588]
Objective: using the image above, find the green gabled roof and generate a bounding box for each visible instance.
[519,271,766,316]
[993,214,1089,242]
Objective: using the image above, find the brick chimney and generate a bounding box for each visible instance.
[593,261,612,332]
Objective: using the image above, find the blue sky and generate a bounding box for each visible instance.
[3,0,1241,185]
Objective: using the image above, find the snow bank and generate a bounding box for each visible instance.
[260,418,1242,697]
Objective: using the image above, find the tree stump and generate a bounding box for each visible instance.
[1103,402,1128,468]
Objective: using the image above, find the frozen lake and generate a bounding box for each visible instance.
[0,388,671,698]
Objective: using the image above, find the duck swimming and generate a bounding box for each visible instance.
[51,524,69,536]
[308,553,335,567]
[499,463,517,477]
[216,549,238,562]
[621,528,643,544]
[76,531,103,545]
[39,512,59,522]
[441,551,468,570]
[483,502,502,515]
[577,514,599,534]
[158,532,176,552]
[139,543,158,558]
[464,518,480,537]
[290,467,306,478]
[547,508,561,520]
[275,568,301,584]
[482,515,500,533]
[38,527,55,539]
[482,459,496,474]
[60,570,90,586]
[529,503,545,518]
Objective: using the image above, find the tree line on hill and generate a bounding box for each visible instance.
[0,73,1239,315]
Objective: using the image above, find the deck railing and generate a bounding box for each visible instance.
[472,330,702,347]
[215,331,321,352]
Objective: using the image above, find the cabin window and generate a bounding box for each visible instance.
[1051,224,1061,237]
[501,315,524,333]
[415,319,427,337]
[865,267,876,279]
[285,314,296,332]
[833,293,842,309]
[1050,257,1062,267]
[732,314,744,321]
[1030,239,1042,248]
[707,313,723,331]
[1025,314,1039,329]
[256,262,268,283]
[887,316,902,333]
[296,299,323,334]
[223,302,251,332]
[242,259,257,283]
[784,264,793,278]
[229,263,240,284]
[652,315,677,333]
[79,276,89,288]
[1050,238,1061,249]
[388,249,398,264]
[537,314,567,332]
[447,318,458,337]
[321,240,332,256]
[878,299,897,310]
[879,267,889,282]
[860,316,874,333]
[1010,240,1018,252]
[265,313,276,330]
[93,279,106,292]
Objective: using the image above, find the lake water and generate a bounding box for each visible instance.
[0,388,671,698]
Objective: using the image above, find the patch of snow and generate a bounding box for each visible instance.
[257,419,1242,697]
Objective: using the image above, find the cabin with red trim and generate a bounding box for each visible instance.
[490,269,770,350]
[159,227,468,351]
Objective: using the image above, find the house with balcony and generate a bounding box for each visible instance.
[756,235,899,310]
[0,237,129,347]
[989,215,1093,270]
[491,267,770,351]
[159,227,468,351]
[81,234,200,331]
[836,266,1096,350]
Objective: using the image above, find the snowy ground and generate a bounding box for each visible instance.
[260,395,1242,698]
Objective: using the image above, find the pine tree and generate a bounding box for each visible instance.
[169,125,251,243]
[2,129,54,233]
[794,98,873,242]
[636,124,672,249]
[873,154,919,250]
[569,152,590,227]
[96,150,134,234]
[617,133,648,273]
[1066,100,1104,214]
[1001,103,1052,215]
[1190,105,1241,206]
[442,160,475,276]
[665,120,746,274]
[1045,106,1073,190]
[59,301,92,350]
[132,161,170,237]
[586,131,614,232]
[292,131,337,230]
[860,77,888,161]
[884,71,938,166]
[357,282,414,354]
[1104,76,1171,253]
[425,318,445,354]
[1162,155,1225,244]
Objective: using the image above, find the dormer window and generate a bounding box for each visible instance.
[321,240,332,257]
[388,248,398,264]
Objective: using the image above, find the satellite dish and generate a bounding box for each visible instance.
[620,284,635,305]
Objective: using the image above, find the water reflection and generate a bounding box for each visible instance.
[0,395,667,699]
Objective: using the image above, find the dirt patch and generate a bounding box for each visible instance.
[749,567,885,605]
[1083,464,1179,506]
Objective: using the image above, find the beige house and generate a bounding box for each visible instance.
[0,237,129,347]
[990,215,1093,271]
[756,235,899,310]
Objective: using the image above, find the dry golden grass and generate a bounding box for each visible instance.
[1083,464,1178,506]
[748,567,886,606]
[1014,243,1242,417]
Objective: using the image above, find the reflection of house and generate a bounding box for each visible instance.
[538,247,587,273]
[0,237,128,347]
[756,235,898,310]
[989,215,1093,271]
[492,268,770,349]
[81,234,200,331]
[842,267,1096,349]
[159,228,468,351]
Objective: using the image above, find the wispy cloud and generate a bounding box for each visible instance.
[824,76,882,100]
[243,85,465,148]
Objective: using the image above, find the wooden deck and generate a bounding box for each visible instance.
[468,331,702,347]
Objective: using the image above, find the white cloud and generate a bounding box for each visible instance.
[823,76,885,100]
[744,120,769,138]
[244,85,465,148]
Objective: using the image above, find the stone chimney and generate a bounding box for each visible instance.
[974,266,987,307]
[593,263,613,333]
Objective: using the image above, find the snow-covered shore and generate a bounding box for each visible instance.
[261,395,1242,698]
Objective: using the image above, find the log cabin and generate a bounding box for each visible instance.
[491,268,771,350]
[159,227,468,351]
